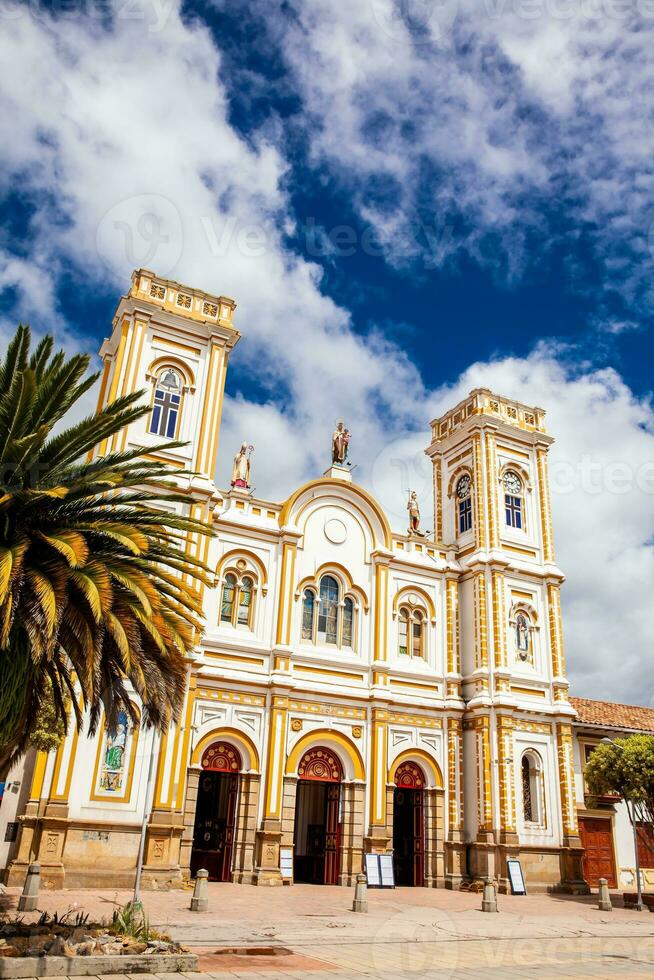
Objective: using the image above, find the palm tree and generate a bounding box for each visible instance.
[0,325,214,777]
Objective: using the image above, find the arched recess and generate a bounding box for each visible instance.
[286,729,365,781]
[388,749,444,790]
[392,585,437,624]
[295,561,369,612]
[146,355,196,392]
[217,549,269,595]
[191,727,260,773]
[498,460,532,492]
[279,479,393,550]
[447,465,473,499]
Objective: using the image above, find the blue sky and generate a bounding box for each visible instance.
[0,0,653,703]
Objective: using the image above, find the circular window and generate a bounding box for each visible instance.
[324,518,347,544]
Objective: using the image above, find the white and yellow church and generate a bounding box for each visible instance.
[3,269,587,893]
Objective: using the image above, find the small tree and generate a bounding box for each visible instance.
[585,734,654,856]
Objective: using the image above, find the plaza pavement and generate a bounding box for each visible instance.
[2,883,654,979]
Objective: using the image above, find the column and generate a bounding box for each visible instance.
[366,708,390,851]
[445,717,465,888]
[254,695,289,885]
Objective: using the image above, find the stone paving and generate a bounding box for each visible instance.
[2,883,654,978]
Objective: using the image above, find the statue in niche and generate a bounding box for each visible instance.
[516,613,530,659]
[231,442,253,488]
[331,421,350,465]
[407,490,425,536]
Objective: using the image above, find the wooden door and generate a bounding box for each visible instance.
[219,773,239,882]
[579,816,616,888]
[412,790,425,887]
[323,784,341,885]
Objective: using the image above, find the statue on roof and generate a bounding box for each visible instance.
[231,442,253,489]
[332,421,351,466]
[407,490,425,536]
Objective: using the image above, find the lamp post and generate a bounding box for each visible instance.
[600,737,644,912]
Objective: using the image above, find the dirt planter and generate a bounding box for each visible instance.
[0,952,198,979]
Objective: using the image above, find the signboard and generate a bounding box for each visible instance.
[507,859,526,895]
[365,853,394,888]
[379,853,395,888]
[365,852,381,887]
[280,847,294,882]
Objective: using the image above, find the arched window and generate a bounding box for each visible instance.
[318,575,339,645]
[411,610,424,658]
[455,474,472,534]
[398,605,425,659]
[302,575,357,650]
[149,368,182,438]
[521,756,533,822]
[503,470,524,529]
[221,573,237,623]
[220,570,257,629]
[521,751,545,827]
[342,597,354,648]
[516,612,530,660]
[302,589,315,640]
[237,576,253,627]
[398,608,409,656]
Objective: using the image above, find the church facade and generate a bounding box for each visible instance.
[5,270,587,893]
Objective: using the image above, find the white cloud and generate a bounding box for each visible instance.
[0,1,652,706]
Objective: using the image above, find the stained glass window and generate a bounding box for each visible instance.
[342,597,354,647]
[237,577,253,625]
[412,613,424,658]
[398,609,409,656]
[221,573,236,622]
[99,710,130,793]
[318,575,339,645]
[302,590,315,640]
[522,755,533,822]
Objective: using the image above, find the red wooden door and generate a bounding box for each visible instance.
[412,790,425,887]
[579,817,616,888]
[324,784,341,885]
[219,774,239,882]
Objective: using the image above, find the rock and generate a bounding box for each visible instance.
[102,942,123,955]
[74,941,97,956]
[0,946,20,958]
[26,946,46,957]
[47,935,78,957]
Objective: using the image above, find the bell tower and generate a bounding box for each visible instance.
[426,389,583,891]
[93,268,240,488]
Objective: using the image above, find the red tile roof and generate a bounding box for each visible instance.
[571,697,654,734]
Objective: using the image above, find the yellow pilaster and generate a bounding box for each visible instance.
[174,675,198,810]
[194,341,226,477]
[496,715,516,832]
[491,570,506,669]
[29,750,49,803]
[263,696,289,820]
[446,578,460,696]
[474,571,488,670]
[537,446,555,563]
[97,318,129,457]
[447,717,462,831]
[434,457,443,542]
[556,722,578,836]
[477,716,493,832]
[547,583,566,678]
[485,431,498,548]
[117,318,147,451]
[472,432,487,550]
[275,541,297,647]
[373,560,389,662]
[370,708,388,827]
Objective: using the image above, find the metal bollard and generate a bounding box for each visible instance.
[598,877,612,912]
[18,862,40,912]
[352,873,368,913]
[189,868,209,912]
[481,877,498,913]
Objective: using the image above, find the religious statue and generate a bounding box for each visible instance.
[407,490,425,536]
[332,421,351,465]
[100,710,128,792]
[231,442,253,489]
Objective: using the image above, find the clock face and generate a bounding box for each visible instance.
[503,471,522,495]
[456,474,471,499]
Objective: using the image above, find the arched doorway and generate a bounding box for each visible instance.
[293,747,343,885]
[393,761,425,887]
[191,742,241,881]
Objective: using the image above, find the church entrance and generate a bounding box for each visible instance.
[191,742,241,882]
[293,747,343,885]
[392,762,425,887]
